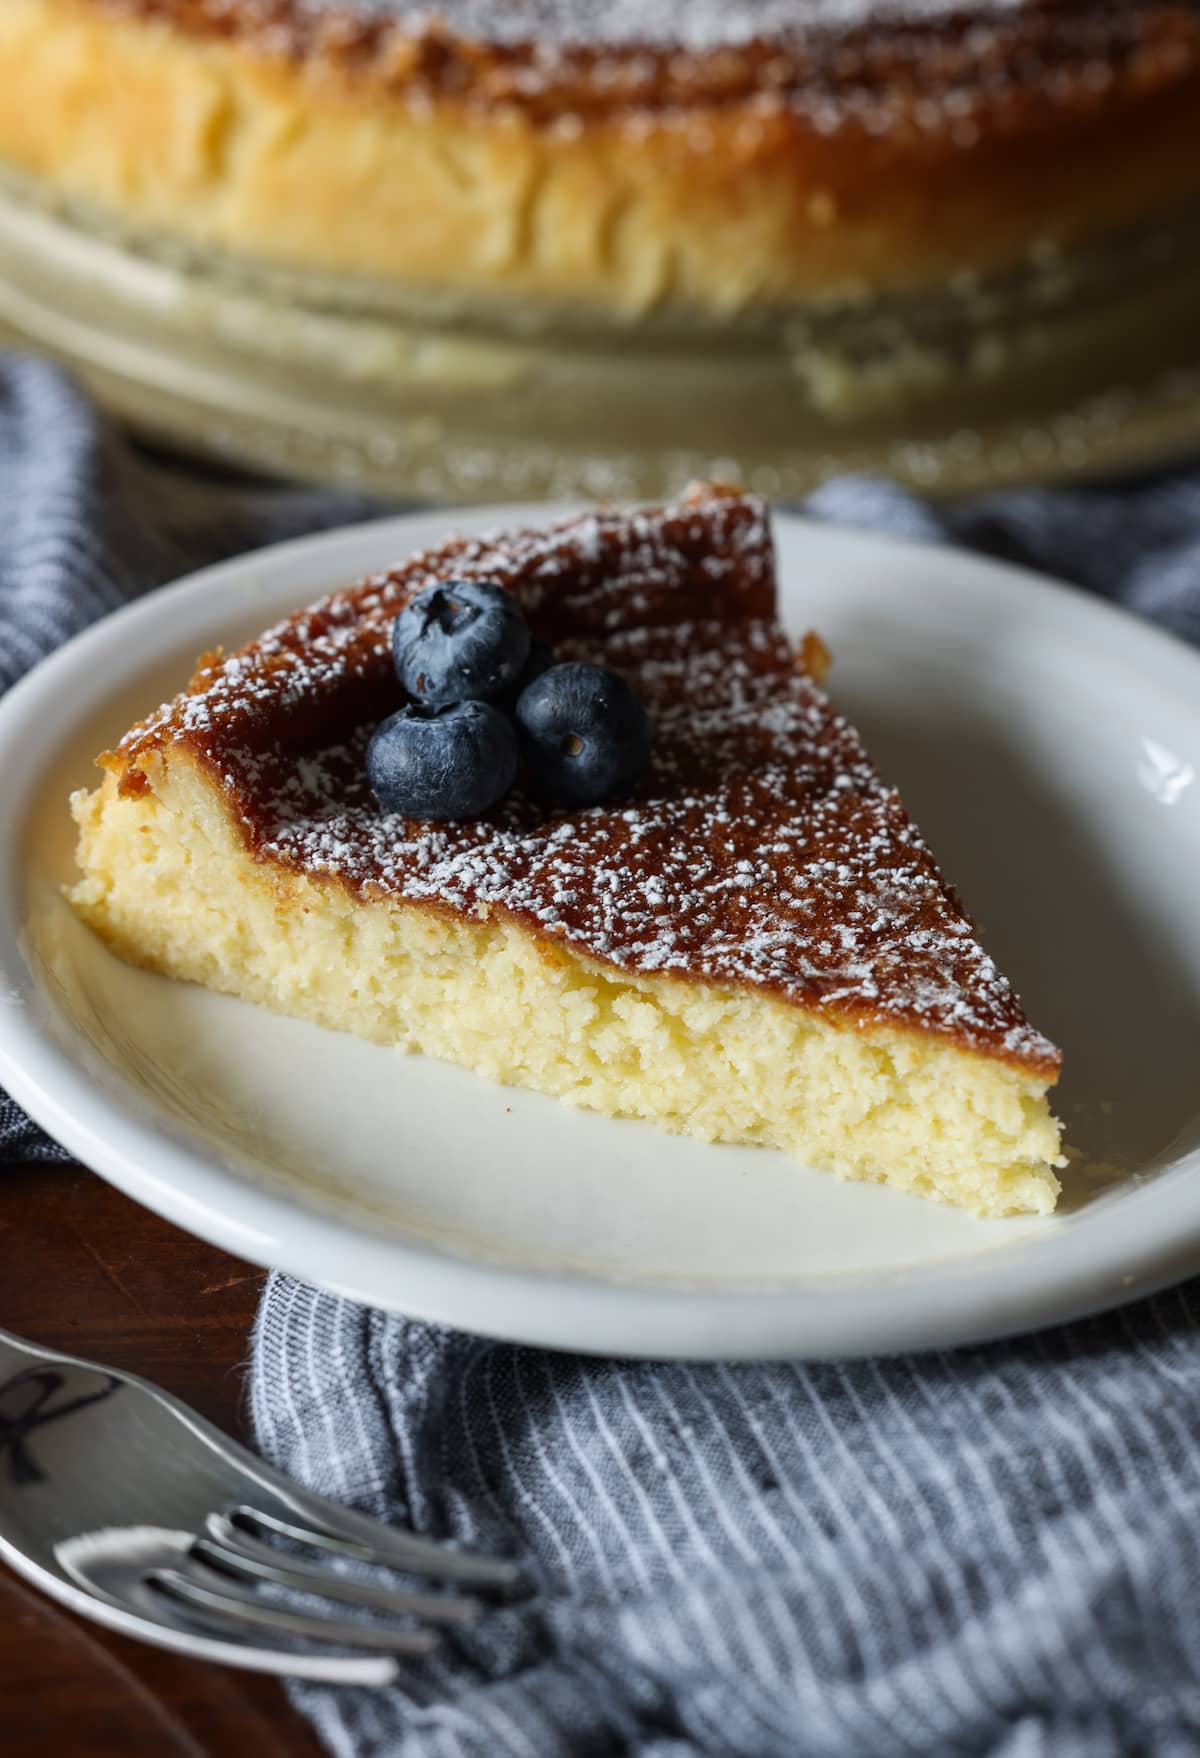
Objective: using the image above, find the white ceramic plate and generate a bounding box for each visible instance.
[1,509,1198,1360]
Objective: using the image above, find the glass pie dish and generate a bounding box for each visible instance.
[3,169,1200,502]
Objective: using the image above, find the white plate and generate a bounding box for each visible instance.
[1,509,1199,1360]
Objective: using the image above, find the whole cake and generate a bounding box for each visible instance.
[3,1,1199,323]
[69,486,1065,1215]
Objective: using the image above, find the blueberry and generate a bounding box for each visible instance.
[367,700,518,820]
[515,662,651,805]
[392,580,529,708]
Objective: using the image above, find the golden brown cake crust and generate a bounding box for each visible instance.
[67,1,1200,122]
[5,0,1200,315]
[7,0,1200,316]
[105,486,1061,1077]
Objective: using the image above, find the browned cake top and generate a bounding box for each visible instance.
[113,487,1059,1075]
[84,0,1200,126]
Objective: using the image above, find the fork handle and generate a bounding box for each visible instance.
[0,1326,68,1375]
[0,1326,128,1387]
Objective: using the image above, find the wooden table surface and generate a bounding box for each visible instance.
[0,1160,326,1758]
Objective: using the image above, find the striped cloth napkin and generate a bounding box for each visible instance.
[4,354,1200,1756]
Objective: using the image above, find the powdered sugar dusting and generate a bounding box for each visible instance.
[290,0,1025,51]
[117,488,1059,1074]
[111,1,1197,146]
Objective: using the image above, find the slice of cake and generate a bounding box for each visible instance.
[69,486,1064,1216]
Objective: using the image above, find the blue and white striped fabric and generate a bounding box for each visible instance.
[252,1279,1200,1758]
[5,353,1200,1756]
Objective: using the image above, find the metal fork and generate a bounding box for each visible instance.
[0,1326,518,1684]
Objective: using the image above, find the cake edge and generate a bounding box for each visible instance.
[5,0,1200,317]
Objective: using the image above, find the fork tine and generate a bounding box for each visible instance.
[235,1505,520,1588]
[0,1327,513,1685]
[198,1519,480,1624]
[149,1569,442,1656]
